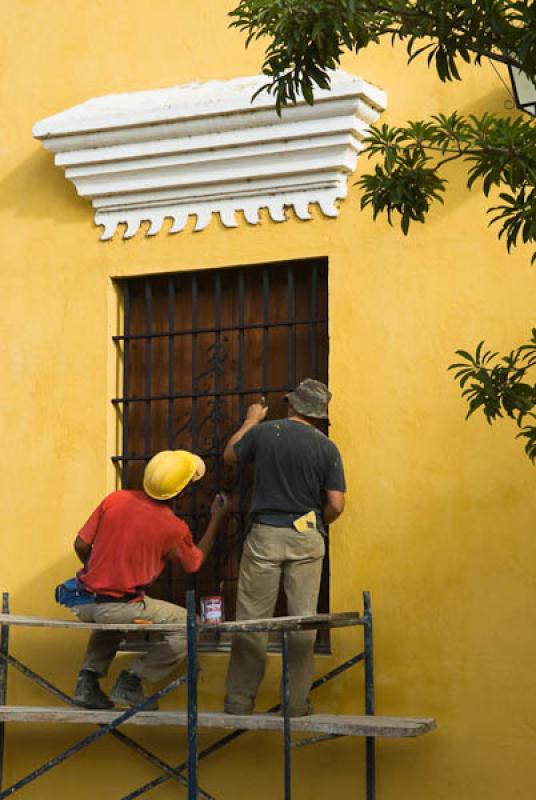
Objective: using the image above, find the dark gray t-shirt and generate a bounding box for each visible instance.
[233,419,346,532]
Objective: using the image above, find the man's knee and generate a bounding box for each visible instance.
[73,603,97,623]
[143,597,187,624]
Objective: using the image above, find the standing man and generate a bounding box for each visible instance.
[68,449,228,710]
[223,379,346,717]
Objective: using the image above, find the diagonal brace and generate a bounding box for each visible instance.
[0,672,186,799]
[121,650,366,800]
[291,733,346,749]
[0,651,215,800]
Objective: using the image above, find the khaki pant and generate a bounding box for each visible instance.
[73,596,187,683]
[224,523,325,716]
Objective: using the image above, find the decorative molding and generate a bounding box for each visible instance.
[33,71,386,241]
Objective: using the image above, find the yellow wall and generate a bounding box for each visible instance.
[1,2,535,798]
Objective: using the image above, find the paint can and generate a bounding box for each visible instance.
[200,595,224,625]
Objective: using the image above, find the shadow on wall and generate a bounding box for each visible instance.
[0,147,89,224]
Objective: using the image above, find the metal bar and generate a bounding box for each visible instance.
[363,593,375,714]
[310,651,365,689]
[262,265,269,393]
[191,272,199,449]
[0,594,9,791]
[214,272,222,490]
[121,284,131,488]
[191,274,199,548]
[0,675,186,799]
[282,631,292,800]
[112,318,327,342]
[237,269,246,543]
[113,731,215,800]
[0,653,77,704]
[143,279,152,459]
[0,651,209,797]
[86,509,224,529]
[162,277,178,630]
[311,262,318,376]
[121,650,365,799]
[213,272,223,597]
[113,451,222,463]
[167,275,176,449]
[187,590,198,800]
[237,270,245,423]
[363,591,376,800]
[291,733,345,749]
[287,264,295,388]
[112,383,324,406]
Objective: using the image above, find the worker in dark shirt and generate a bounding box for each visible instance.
[67,450,228,710]
[223,379,346,717]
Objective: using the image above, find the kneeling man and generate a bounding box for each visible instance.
[69,450,227,709]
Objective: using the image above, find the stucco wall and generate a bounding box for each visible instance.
[1,2,535,798]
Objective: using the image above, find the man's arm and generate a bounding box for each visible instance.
[323,490,345,526]
[74,536,92,564]
[74,500,105,563]
[223,402,268,464]
[195,493,231,564]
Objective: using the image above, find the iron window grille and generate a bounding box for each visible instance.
[112,258,330,649]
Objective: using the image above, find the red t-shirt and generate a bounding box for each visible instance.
[77,490,203,598]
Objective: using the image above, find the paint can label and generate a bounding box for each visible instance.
[200,595,224,624]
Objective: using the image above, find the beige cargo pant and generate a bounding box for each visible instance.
[224,523,325,716]
[73,596,187,683]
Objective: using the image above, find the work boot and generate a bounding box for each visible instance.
[74,669,114,710]
[224,702,254,716]
[287,700,314,717]
[110,670,159,710]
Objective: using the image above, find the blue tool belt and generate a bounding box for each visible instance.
[55,577,95,608]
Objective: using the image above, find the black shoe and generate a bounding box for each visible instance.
[110,670,159,710]
[74,669,114,710]
[287,701,314,717]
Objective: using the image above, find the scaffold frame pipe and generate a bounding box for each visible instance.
[0,591,436,800]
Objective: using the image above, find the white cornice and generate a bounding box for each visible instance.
[33,71,386,241]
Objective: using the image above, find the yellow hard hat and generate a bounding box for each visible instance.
[143,450,206,500]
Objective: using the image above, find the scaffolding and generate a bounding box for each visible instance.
[0,591,435,799]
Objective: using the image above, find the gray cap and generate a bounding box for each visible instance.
[286,378,331,419]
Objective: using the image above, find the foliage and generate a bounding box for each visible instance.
[449,333,536,460]
[230,1,535,106]
[229,1,536,261]
[230,1,536,458]
[360,112,536,252]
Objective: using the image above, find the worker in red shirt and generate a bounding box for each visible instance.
[68,450,228,710]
